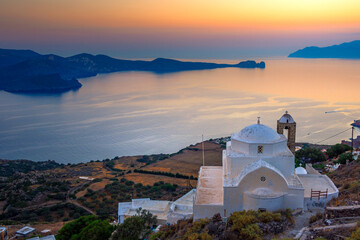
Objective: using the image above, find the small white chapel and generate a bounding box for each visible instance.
[193,112,338,220]
[118,112,339,224]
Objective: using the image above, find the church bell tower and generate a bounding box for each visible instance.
[277,111,296,154]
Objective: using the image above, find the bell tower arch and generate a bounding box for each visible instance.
[277,111,296,154]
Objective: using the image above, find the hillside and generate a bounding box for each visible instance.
[0,140,222,236]
[0,48,265,93]
[1,140,359,238]
[327,159,360,206]
[0,159,61,177]
[288,40,360,59]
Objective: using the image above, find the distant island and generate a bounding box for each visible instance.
[288,40,360,59]
[0,48,265,93]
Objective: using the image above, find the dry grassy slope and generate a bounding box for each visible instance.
[142,141,223,177]
[328,160,360,184]
[124,173,197,187]
[113,156,145,170]
[49,161,111,181]
[72,141,222,208]
[327,160,360,206]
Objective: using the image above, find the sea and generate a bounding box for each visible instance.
[0,57,359,163]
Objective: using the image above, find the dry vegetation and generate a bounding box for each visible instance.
[0,140,222,227]
[124,173,197,187]
[143,141,222,177]
[327,160,360,206]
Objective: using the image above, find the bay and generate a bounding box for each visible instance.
[0,58,359,163]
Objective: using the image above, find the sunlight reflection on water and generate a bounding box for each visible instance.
[0,58,359,163]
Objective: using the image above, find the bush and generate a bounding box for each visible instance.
[336,152,353,164]
[57,215,113,240]
[183,218,210,239]
[327,144,351,159]
[349,222,360,240]
[111,209,157,240]
[125,180,134,186]
[228,210,282,239]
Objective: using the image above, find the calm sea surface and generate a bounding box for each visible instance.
[0,58,359,163]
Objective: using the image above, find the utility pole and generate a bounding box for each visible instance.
[351,126,354,155]
[202,134,205,166]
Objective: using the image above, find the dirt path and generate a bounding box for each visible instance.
[66,181,97,216]
[67,198,96,215]
[279,210,320,239]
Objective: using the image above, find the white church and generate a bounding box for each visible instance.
[119,112,338,223]
[193,112,338,220]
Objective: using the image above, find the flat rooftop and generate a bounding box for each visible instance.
[195,166,223,205]
[118,202,132,216]
[40,235,56,240]
[125,199,172,221]
[298,174,338,198]
[16,226,35,235]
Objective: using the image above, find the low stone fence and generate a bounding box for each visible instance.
[325,205,360,219]
[305,164,321,175]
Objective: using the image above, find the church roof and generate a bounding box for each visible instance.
[295,167,307,175]
[232,123,283,144]
[279,111,295,123]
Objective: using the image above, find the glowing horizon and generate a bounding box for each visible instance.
[1,0,359,58]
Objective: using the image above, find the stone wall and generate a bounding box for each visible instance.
[305,164,321,175]
[325,205,360,219]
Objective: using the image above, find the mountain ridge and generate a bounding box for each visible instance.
[0,49,265,93]
[288,40,360,59]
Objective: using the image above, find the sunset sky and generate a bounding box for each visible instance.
[1,0,359,58]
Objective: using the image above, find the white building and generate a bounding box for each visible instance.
[193,113,338,220]
[118,189,196,224]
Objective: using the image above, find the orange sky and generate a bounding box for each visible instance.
[0,0,359,57]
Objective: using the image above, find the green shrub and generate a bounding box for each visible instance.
[336,152,353,164]
[111,209,157,240]
[349,222,360,240]
[296,147,326,163]
[327,144,351,158]
[228,210,283,239]
[57,215,113,240]
[183,218,210,239]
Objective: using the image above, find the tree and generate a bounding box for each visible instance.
[111,216,144,240]
[77,219,114,240]
[295,147,326,163]
[326,144,351,159]
[336,152,353,164]
[111,208,157,240]
[56,215,113,240]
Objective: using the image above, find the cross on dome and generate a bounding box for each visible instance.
[257,117,261,124]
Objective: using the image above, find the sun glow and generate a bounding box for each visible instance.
[0,0,359,56]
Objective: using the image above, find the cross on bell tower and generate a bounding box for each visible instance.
[277,111,296,154]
